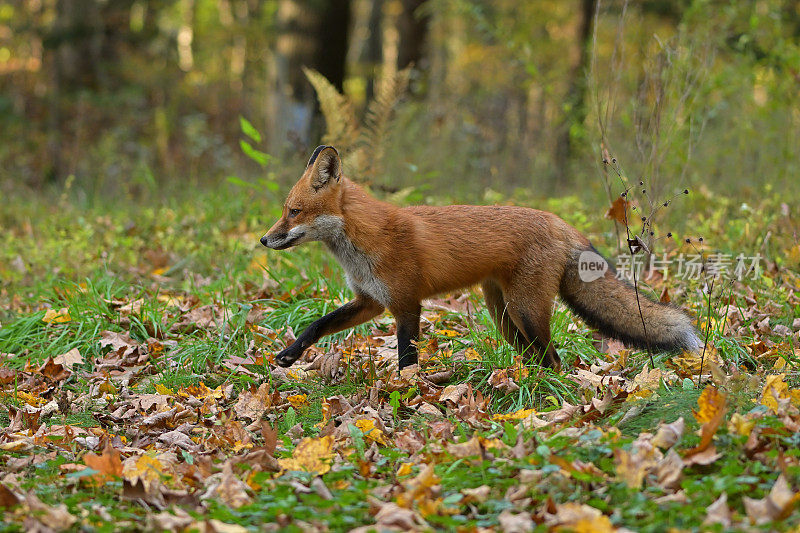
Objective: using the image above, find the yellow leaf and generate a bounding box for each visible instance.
[728,413,755,437]
[397,462,413,476]
[773,357,787,370]
[155,384,174,395]
[354,418,388,445]
[761,374,789,414]
[99,379,118,395]
[2,391,46,406]
[287,394,308,409]
[492,408,536,422]
[464,348,481,361]
[694,385,726,424]
[572,515,616,533]
[278,435,334,475]
[122,453,175,494]
[43,308,71,324]
[791,390,800,408]
[435,329,459,337]
[179,382,222,400]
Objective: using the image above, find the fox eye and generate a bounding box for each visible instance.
[288,208,301,218]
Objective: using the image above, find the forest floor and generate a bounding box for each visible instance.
[1,183,800,531]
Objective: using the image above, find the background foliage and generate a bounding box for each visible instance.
[1,0,798,201]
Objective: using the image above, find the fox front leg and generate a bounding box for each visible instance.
[274,295,384,367]
[393,304,421,369]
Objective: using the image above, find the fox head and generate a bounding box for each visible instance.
[260,145,345,250]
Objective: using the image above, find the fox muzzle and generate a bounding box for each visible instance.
[261,230,305,250]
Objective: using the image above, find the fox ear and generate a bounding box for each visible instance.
[309,146,341,190]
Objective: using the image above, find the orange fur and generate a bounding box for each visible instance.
[261,146,700,369]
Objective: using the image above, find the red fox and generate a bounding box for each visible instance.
[260,146,700,369]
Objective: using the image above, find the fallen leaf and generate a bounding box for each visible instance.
[82,442,123,484]
[278,435,334,475]
[43,308,71,324]
[204,463,252,508]
[498,509,534,533]
[685,386,727,458]
[53,348,83,370]
[234,383,273,421]
[122,452,177,495]
[354,419,388,445]
[704,493,732,528]
[652,417,685,449]
[24,492,77,531]
[743,474,800,524]
[488,368,519,393]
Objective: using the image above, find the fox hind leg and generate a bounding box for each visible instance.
[482,280,528,354]
[506,305,560,369]
[484,276,561,369]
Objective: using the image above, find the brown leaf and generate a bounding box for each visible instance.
[393,429,425,454]
[83,442,123,484]
[461,485,491,503]
[446,435,484,460]
[488,368,519,393]
[614,435,660,488]
[371,501,428,531]
[438,383,468,404]
[234,382,272,421]
[53,348,83,370]
[261,422,278,456]
[24,492,77,531]
[38,357,70,381]
[497,509,534,533]
[206,463,252,509]
[743,474,800,525]
[605,196,629,225]
[158,430,199,451]
[545,502,615,532]
[0,367,16,385]
[140,407,177,428]
[659,287,671,303]
[0,483,20,509]
[683,445,722,466]
[656,449,684,490]
[652,417,685,449]
[99,330,139,356]
[704,493,732,528]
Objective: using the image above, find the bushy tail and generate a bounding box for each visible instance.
[559,246,701,352]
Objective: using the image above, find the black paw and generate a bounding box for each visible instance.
[275,345,303,367]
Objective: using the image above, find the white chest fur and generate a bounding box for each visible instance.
[315,215,391,307]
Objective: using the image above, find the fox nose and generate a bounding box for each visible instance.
[260,235,269,247]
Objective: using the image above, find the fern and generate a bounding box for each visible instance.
[302,67,359,150]
[303,67,410,183]
[358,67,411,179]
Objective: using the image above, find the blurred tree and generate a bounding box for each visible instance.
[397,0,428,69]
[269,0,351,151]
[554,0,596,176]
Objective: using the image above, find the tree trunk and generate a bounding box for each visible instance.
[397,0,428,69]
[363,0,383,103]
[554,0,596,177]
[268,0,351,151]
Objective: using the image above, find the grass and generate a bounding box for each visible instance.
[1,181,800,530]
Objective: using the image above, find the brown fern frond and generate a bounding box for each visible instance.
[357,67,411,179]
[303,67,359,150]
